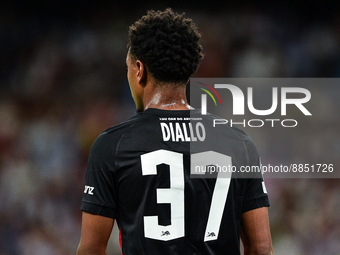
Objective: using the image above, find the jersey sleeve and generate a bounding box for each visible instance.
[241,138,270,213]
[80,133,118,219]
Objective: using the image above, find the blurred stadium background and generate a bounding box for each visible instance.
[0,1,339,254]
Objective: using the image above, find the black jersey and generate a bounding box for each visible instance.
[81,108,269,255]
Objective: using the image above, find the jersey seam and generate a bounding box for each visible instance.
[114,114,152,170]
[81,200,116,209]
[224,125,250,166]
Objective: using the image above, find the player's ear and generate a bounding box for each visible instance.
[136,60,147,86]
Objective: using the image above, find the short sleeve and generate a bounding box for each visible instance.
[80,133,118,218]
[242,138,270,213]
[242,175,270,213]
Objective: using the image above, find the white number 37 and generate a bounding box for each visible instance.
[141,149,232,242]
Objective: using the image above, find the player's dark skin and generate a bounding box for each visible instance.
[76,51,274,255]
[126,51,191,112]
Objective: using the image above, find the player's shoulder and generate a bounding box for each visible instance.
[102,113,144,135]
[90,113,148,154]
[202,111,259,154]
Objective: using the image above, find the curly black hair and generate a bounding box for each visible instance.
[128,8,203,84]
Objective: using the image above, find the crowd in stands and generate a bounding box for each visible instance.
[0,2,339,254]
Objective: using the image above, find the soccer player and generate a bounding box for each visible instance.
[77,8,274,255]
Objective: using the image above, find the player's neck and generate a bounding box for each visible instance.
[144,83,190,111]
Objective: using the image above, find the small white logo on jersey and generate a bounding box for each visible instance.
[262,181,267,194]
[84,185,94,195]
